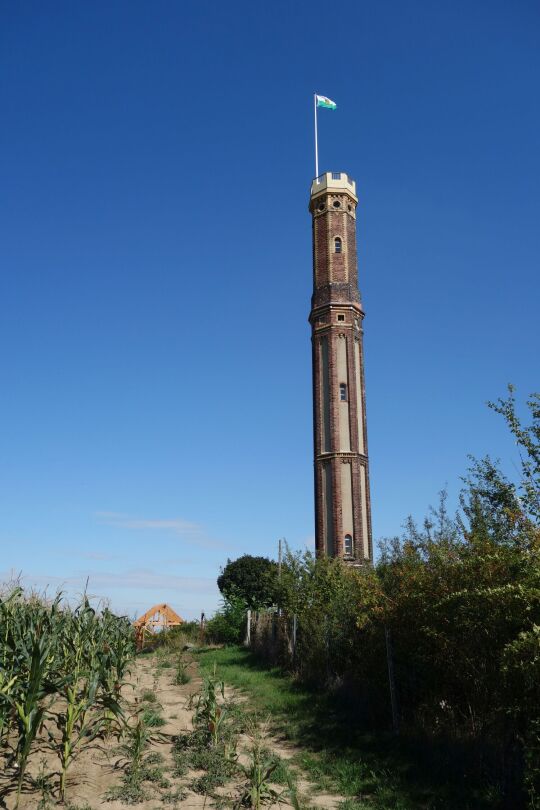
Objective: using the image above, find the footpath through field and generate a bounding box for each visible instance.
[1,643,497,809]
[0,645,345,809]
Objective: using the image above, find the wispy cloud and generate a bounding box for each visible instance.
[58,549,120,561]
[95,512,226,549]
[1,568,217,595]
[96,512,200,533]
[0,565,222,621]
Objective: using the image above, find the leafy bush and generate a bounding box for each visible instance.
[206,594,248,645]
[217,555,279,609]
[254,388,540,807]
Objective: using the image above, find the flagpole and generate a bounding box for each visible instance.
[314,93,319,181]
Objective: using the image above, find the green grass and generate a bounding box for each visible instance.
[195,646,500,810]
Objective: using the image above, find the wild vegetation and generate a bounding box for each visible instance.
[208,388,540,808]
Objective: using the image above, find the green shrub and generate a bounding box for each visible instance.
[205,594,247,645]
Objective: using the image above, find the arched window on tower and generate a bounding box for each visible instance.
[334,237,342,254]
[344,534,353,556]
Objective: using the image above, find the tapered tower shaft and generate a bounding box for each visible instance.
[309,172,372,563]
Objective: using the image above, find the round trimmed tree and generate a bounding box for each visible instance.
[217,555,279,609]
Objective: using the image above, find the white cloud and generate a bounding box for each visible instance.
[95,512,226,549]
[4,568,214,593]
[61,550,120,561]
[96,512,200,533]
[0,566,222,622]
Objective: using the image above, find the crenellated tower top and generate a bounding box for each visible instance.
[309,172,362,316]
[310,171,357,200]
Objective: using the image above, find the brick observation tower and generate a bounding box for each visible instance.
[308,171,372,563]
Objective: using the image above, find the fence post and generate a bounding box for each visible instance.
[245,609,251,647]
[385,626,400,734]
[199,612,205,644]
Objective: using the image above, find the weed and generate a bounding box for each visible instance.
[145,750,165,766]
[142,706,166,727]
[161,785,188,805]
[190,749,238,795]
[174,727,208,751]
[64,804,94,810]
[171,747,189,778]
[174,655,191,685]
[262,750,292,785]
[33,759,54,810]
[225,700,250,733]
[141,690,157,703]
[171,725,237,796]
[106,717,167,803]
[105,780,148,804]
[142,766,170,788]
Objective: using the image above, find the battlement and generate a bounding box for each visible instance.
[310,171,357,200]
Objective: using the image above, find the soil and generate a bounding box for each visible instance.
[0,651,344,810]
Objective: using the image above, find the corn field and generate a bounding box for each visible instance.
[0,585,135,806]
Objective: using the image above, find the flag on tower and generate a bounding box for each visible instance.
[315,95,337,110]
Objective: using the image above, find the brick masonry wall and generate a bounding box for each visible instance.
[309,182,372,563]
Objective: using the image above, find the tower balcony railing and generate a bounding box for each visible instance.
[311,171,357,198]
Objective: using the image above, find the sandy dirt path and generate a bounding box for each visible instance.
[0,650,344,810]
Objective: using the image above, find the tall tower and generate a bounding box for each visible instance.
[309,172,372,563]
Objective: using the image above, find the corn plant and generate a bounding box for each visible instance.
[193,665,227,747]
[97,608,135,697]
[235,766,280,809]
[0,585,135,804]
[234,731,279,809]
[55,668,124,800]
[234,720,295,809]
[107,716,167,802]
[0,587,23,744]
[10,598,61,807]
[174,654,191,685]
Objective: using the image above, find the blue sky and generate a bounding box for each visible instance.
[1,1,538,620]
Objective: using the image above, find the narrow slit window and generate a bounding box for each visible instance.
[344,534,353,556]
[334,237,342,253]
[340,383,347,401]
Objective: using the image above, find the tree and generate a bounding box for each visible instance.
[217,555,279,609]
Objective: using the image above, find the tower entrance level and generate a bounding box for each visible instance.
[309,172,372,563]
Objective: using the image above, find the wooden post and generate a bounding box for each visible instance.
[199,612,205,644]
[245,609,251,647]
[385,627,399,734]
